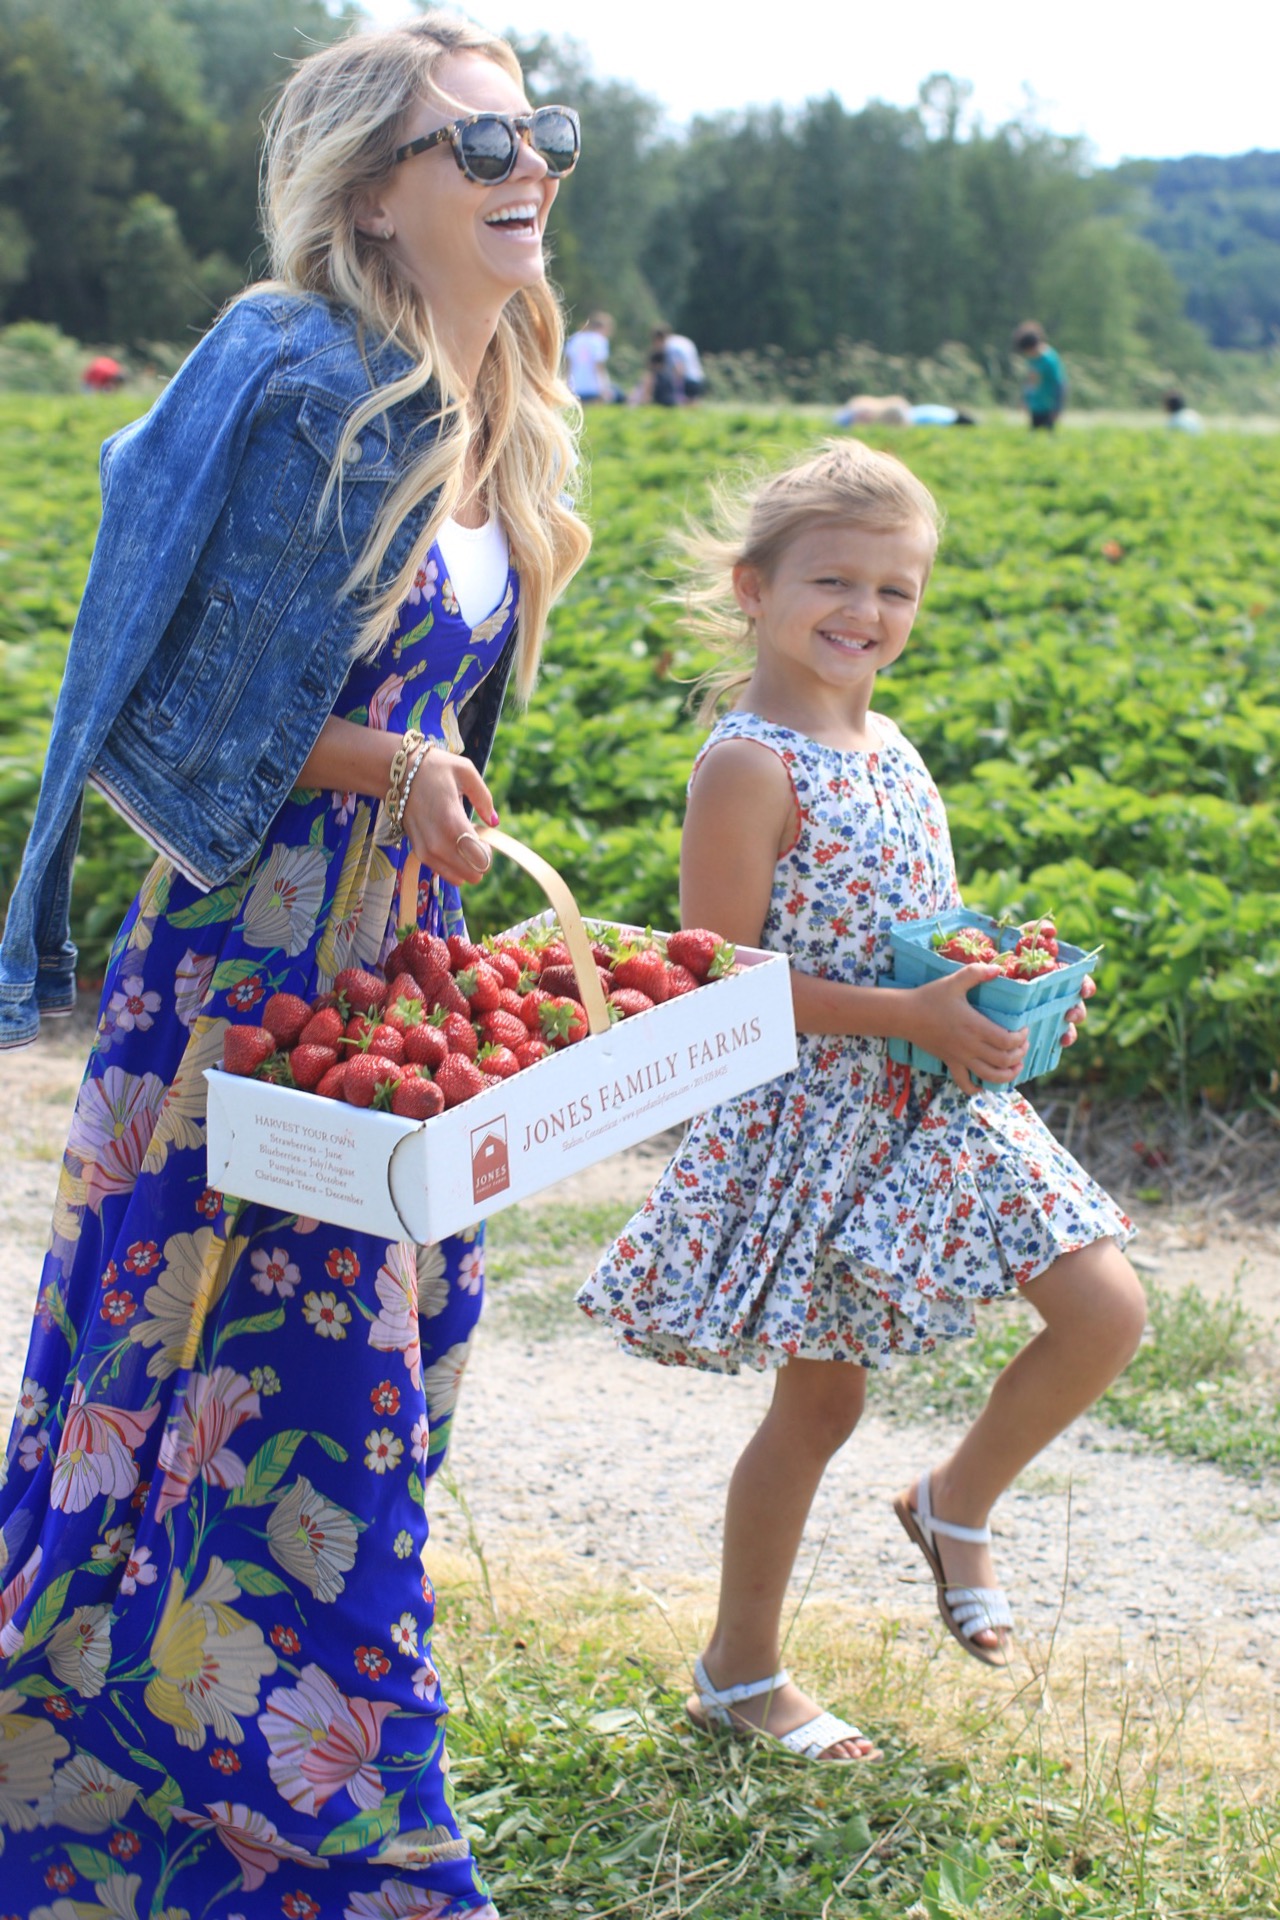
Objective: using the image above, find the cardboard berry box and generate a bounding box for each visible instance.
[205,831,797,1243]
[881,908,1102,1090]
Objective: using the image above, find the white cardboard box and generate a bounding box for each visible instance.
[204,943,796,1243]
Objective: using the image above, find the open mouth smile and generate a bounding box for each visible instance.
[483,201,542,238]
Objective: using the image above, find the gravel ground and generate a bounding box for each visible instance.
[3,1014,1279,1726]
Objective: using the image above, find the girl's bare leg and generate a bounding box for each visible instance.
[698,1356,874,1759]
[903,1238,1146,1649]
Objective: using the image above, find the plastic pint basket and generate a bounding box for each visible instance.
[883,909,1101,1089]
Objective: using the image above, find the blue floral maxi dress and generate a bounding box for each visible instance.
[0,550,516,1917]
[578,711,1134,1371]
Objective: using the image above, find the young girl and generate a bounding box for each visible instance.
[577,442,1143,1764]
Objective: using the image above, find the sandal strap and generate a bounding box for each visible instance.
[692,1655,791,1722]
[944,1585,1014,1637]
[918,1470,993,1546]
[777,1710,867,1759]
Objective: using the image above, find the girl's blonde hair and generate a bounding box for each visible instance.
[683,439,943,721]
[257,12,590,697]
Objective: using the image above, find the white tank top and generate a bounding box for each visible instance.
[436,514,510,628]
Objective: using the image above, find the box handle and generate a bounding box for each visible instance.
[397,827,612,1038]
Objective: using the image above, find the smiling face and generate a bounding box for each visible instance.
[734,518,934,729]
[359,50,559,334]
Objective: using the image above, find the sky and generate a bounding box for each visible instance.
[358,1,1273,166]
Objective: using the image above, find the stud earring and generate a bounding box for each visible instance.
[382,227,394,240]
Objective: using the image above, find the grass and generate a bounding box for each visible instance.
[484,1203,1280,1485]
[428,1550,1280,1918]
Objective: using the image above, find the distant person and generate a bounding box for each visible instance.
[565,308,615,403]
[81,355,125,391]
[1012,321,1066,430]
[631,326,680,406]
[834,395,977,428]
[665,328,706,402]
[1164,390,1204,433]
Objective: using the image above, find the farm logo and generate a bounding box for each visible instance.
[470,1116,510,1202]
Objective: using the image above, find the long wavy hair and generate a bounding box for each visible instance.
[682,440,943,722]
[257,12,590,697]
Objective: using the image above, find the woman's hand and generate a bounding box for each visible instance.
[402,746,497,888]
[901,964,1029,1092]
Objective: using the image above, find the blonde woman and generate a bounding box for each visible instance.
[0,15,587,1912]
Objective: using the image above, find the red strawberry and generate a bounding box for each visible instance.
[403,1023,449,1071]
[391,1074,445,1119]
[262,992,312,1048]
[590,939,618,968]
[1015,917,1060,959]
[612,947,669,1004]
[289,1043,338,1089]
[485,948,523,989]
[223,1026,277,1077]
[513,1037,550,1069]
[1002,948,1059,981]
[608,988,655,1021]
[666,929,736,982]
[398,930,451,989]
[335,967,387,1016]
[428,972,472,1019]
[437,1010,479,1059]
[456,963,503,1014]
[539,996,588,1047]
[447,934,483,971]
[299,1005,344,1050]
[538,963,611,1002]
[315,1062,348,1100]
[343,1053,403,1109]
[386,971,425,1006]
[478,1043,520,1080]
[934,927,998,964]
[518,986,553,1031]
[664,963,699,999]
[436,1053,485,1107]
[479,1008,529,1050]
[497,987,526,1020]
[256,1051,295,1086]
[536,939,573,971]
[344,1019,405,1063]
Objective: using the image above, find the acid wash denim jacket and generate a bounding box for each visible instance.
[0,290,517,1049]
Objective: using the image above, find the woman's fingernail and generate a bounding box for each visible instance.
[489,810,500,827]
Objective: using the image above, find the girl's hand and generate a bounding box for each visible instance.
[903,965,1029,1090]
[402,745,497,888]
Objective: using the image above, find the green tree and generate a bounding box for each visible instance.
[104,191,200,345]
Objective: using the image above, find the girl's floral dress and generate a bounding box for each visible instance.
[0,548,517,1918]
[578,711,1134,1372]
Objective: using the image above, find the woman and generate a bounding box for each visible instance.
[0,15,587,1914]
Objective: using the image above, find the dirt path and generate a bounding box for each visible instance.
[3,1017,1279,1736]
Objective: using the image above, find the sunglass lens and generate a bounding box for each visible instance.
[458,117,518,183]
[531,110,579,175]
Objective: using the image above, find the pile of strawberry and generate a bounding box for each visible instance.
[220,924,736,1117]
[932,916,1062,982]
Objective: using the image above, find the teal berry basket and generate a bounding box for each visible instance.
[881,910,1102,1089]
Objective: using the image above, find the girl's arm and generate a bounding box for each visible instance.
[680,740,1028,1086]
[297,720,496,889]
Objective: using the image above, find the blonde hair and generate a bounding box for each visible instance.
[257,11,590,697]
[684,440,942,722]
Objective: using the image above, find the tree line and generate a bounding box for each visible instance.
[1,0,1274,380]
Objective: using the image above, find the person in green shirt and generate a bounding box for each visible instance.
[1012,320,1066,429]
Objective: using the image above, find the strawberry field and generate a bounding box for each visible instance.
[2,397,1278,1103]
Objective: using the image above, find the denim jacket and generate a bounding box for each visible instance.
[0,290,516,1049]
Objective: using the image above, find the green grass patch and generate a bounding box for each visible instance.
[881,1283,1280,1483]
[484,1199,636,1336]
[433,1576,1280,1917]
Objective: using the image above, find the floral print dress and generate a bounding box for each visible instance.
[0,548,518,1918]
[578,711,1133,1372]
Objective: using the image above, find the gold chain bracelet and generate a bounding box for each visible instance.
[385,729,434,839]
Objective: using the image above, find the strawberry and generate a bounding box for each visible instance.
[289,1042,338,1089]
[398,930,452,989]
[590,938,619,967]
[391,1073,445,1120]
[539,996,588,1047]
[485,948,524,989]
[532,936,573,971]
[518,986,553,1031]
[479,1008,529,1051]
[436,1010,479,1059]
[1002,947,1059,981]
[299,1005,344,1050]
[664,963,700,999]
[436,1053,485,1107]
[386,993,428,1033]
[666,929,736,982]
[335,967,387,1016]
[256,1051,295,1087]
[497,987,526,1020]
[612,946,669,1004]
[262,991,312,1048]
[934,926,998,964]
[456,963,503,1014]
[478,1043,521,1080]
[343,1053,403,1109]
[315,1062,348,1100]
[386,971,425,1006]
[223,1025,277,1077]
[608,988,655,1020]
[447,934,483,971]
[538,962,611,1002]
[513,1037,550,1069]
[403,1023,449,1071]
[343,1016,405,1063]
[428,972,472,1019]
[1015,916,1060,959]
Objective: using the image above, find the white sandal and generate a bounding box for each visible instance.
[687,1655,881,1762]
[893,1470,1014,1668]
